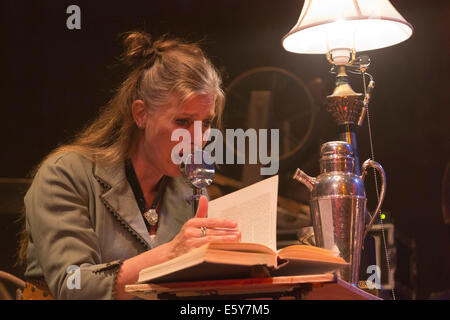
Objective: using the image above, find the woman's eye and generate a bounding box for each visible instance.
[175,119,212,128]
[175,119,189,126]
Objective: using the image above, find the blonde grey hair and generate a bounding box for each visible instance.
[139,37,225,118]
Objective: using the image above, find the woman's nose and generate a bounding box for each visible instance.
[188,122,207,149]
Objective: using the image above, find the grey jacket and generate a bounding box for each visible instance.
[24,152,195,299]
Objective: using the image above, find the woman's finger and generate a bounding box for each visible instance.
[188,234,241,248]
[189,217,238,229]
[195,195,208,219]
[199,228,241,238]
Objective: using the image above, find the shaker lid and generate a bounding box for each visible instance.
[320,141,353,159]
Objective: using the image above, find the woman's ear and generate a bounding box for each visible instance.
[131,100,147,129]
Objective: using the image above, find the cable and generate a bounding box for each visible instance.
[361,67,396,300]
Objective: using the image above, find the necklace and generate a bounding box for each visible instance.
[125,159,168,231]
[143,208,158,226]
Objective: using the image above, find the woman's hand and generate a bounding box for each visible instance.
[115,195,240,299]
[168,195,241,259]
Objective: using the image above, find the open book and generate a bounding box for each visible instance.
[137,241,347,284]
[137,176,348,284]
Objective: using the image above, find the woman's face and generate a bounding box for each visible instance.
[142,93,216,177]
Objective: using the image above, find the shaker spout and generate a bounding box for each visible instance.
[293,168,316,192]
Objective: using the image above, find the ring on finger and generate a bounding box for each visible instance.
[200,226,207,237]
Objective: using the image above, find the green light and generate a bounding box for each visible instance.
[380,213,386,220]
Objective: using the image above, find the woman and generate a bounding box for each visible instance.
[17,31,241,299]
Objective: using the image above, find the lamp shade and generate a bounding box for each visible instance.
[282,0,413,54]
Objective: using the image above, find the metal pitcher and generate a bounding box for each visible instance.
[293,141,386,285]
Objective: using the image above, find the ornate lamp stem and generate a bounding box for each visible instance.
[326,65,364,174]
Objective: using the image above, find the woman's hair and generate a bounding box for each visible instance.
[16,31,225,268]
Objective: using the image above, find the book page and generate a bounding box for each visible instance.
[208,175,278,252]
[209,242,275,255]
[278,245,347,264]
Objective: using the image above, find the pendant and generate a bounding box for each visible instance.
[143,208,158,226]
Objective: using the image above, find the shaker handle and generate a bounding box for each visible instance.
[361,159,387,239]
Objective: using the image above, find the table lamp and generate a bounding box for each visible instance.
[282,0,413,174]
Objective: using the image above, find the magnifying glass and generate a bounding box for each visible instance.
[180,149,215,214]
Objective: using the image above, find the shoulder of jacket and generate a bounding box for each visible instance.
[36,151,95,182]
[48,151,91,165]
[41,151,92,170]
[26,152,95,201]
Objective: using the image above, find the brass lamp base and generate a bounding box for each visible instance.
[326,65,365,175]
[326,65,364,125]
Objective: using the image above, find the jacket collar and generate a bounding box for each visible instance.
[93,160,153,250]
[92,159,195,251]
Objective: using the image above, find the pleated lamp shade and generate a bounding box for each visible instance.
[282,0,413,54]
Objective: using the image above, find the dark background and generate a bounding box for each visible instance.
[0,0,449,299]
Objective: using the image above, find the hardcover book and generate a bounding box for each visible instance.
[137,176,347,284]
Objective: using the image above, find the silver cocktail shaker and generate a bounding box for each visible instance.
[293,141,386,285]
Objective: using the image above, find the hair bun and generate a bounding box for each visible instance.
[121,31,155,67]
